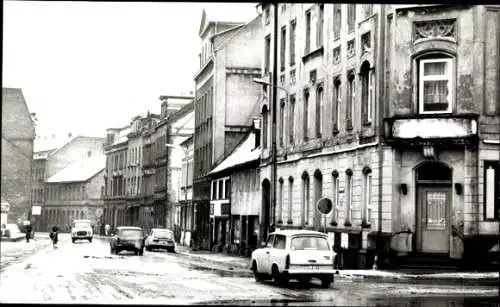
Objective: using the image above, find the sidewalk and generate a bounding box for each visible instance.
[174,245,499,285]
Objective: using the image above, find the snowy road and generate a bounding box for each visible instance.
[0,236,498,305]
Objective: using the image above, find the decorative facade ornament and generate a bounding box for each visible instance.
[333,46,341,64]
[347,39,355,58]
[414,19,456,41]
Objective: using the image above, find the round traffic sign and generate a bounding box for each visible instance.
[316,198,333,215]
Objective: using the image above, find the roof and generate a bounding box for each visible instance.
[49,135,105,157]
[272,229,328,236]
[152,228,173,232]
[209,132,260,175]
[112,126,131,146]
[46,155,106,183]
[33,149,55,160]
[198,4,258,36]
[117,226,142,230]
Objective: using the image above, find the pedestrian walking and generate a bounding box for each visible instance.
[105,224,110,236]
[49,226,59,249]
[25,223,32,243]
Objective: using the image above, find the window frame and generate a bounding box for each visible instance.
[303,90,310,141]
[331,173,339,225]
[289,94,296,144]
[333,78,341,133]
[290,19,296,66]
[484,161,500,221]
[362,172,372,226]
[305,9,312,54]
[345,170,353,226]
[316,85,323,138]
[418,57,454,114]
[279,98,286,147]
[347,73,355,130]
[317,4,324,48]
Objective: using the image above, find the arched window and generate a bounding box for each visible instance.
[345,169,353,226]
[288,176,294,223]
[278,178,284,223]
[303,90,310,141]
[362,166,373,227]
[332,78,341,133]
[315,86,323,138]
[262,105,269,149]
[360,61,374,124]
[346,74,355,130]
[313,170,323,228]
[331,170,339,225]
[302,172,310,226]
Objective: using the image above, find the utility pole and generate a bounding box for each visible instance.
[270,2,278,234]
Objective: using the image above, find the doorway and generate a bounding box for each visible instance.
[261,179,271,242]
[415,162,452,254]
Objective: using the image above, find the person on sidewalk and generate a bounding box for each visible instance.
[49,226,59,249]
[25,223,32,243]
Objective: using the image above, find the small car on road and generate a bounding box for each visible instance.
[71,219,93,243]
[251,229,336,288]
[110,226,145,256]
[144,228,176,252]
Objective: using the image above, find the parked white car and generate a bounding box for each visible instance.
[251,229,336,288]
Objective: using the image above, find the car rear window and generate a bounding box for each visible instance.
[154,230,173,239]
[119,229,142,238]
[290,235,330,251]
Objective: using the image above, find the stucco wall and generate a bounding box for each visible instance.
[231,168,260,216]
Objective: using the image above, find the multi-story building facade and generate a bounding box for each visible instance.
[1,88,35,224]
[125,116,145,231]
[258,3,387,268]
[259,3,499,269]
[42,155,105,233]
[179,136,194,246]
[161,97,194,242]
[30,150,53,229]
[382,4,500,268]
[193,9,262,250]
[103,126,131,230]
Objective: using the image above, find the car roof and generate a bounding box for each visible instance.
[117,226,142,230]
[152,228,172,232]
[271,229,328,236]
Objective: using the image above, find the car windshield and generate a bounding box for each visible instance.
[154,230,173,239]
[290,235,330,251]
[119,229,142,238]
[74,222,90,229]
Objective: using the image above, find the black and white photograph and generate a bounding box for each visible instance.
[1,1,499,306]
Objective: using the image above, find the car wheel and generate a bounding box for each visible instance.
[272,264,288,285]
[138,248,144,256]
[145,246,151,252]
[88,238,92,243]
[252,261,264,282]
[320,275,333,288]
[110,246,115,254]
[72,238,76,243]
[115,248,120,255]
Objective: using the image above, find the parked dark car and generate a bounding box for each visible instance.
[109,226,145,256]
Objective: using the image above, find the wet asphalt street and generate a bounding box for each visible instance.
[0,235,498,306]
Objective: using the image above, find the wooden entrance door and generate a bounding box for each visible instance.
[417,187,451,253]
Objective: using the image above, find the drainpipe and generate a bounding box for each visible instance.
[376,4,387,267]
[270,2,278,235]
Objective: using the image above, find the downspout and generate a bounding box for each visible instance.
[376,4,387,266]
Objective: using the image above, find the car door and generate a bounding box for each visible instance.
[270,234,287,271]
[261,234,275,274]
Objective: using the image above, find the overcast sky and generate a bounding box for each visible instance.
[3,1,258,140]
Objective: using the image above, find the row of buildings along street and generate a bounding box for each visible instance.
[2,4,499,272]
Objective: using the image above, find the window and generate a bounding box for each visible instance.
[303,90,309,141]
[317,4,324,47]
[224,179,231,199]
[290,20,296,66]
[273,234,286,249]
[347,74,355,130]
[280,25,286,72]
[362,168,372,226]
[302,173,310,226]
[265,234,275,248]
[333,4,341,40]
[331,171,339,225]
[278,178,284,223]
[218,180,223,199]
[265,35,271,73]
[305,9,311,54]
[279,99,285,146]
[291,235,330,250]
[262,105,269,148]
[289,95,295,144]
[333,78,341,133]
[316,85,323,138]
[345,169,353,226]
[347,4,356,33]
[484,161,500,220]
[418,56,453,114]
[360,62,373,124]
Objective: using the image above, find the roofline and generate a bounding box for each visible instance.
[168,101,194,123]
[45,167,104,184]
[209,131,254,175]
[179,135,193,146]
[159,95,194,101]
